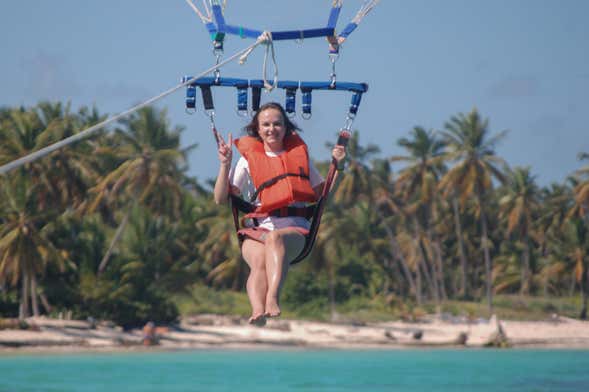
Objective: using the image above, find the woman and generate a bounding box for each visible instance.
[214,102,346,326]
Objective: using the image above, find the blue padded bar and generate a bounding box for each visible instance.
[212,5,226,32]
[183,76,247,88]
[277,80,299,90]
[184,77,367,94]
[271,27,335,41]
[223,24,263,39]
[248,79,265,89]
[327,5,342,29]
[299,81,368,93]
[338,22,358,39]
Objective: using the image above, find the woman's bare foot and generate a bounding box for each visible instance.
[248,313,267,327]
[265,297,281,318]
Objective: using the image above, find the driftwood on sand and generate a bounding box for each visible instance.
[1,314,588,351]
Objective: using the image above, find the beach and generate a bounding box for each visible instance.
[1,314,588,353]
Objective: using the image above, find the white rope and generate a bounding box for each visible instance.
[185,0,211,23]
[0,40,266,176]
[351,0,380,24]
[239,31,278,91]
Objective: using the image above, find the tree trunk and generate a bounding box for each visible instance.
[479,201,493,316]
[434,238,448,301]
[452,197,469,299]
[19,272,30,320]
[40,291,52,314]
[420,237,439,309]
[30,274,40,317]
[414,218,437,304]
[98,210,130,275]
[383,223,417,299]
[520,234,531,295]
[580,261,588,320]
[328,259,337,322]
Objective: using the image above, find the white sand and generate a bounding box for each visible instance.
[1,314,588,352]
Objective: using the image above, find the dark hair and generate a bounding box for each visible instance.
[243,102,301,139]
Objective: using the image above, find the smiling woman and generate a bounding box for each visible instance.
[213,102,346,325]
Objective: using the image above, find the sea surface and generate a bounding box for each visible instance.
[0,349,588,392]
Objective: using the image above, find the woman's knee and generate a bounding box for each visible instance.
[265,230,284,247]
[242,241,266,270]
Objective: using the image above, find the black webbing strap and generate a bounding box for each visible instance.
[289,129,350,265]
[249,170,309,202]
[251,86,262,113]
[200,86,214,111]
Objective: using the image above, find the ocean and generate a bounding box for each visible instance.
[1,349,588,391]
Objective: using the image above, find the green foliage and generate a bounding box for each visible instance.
[174,284,250,317]
[1,101,588,327]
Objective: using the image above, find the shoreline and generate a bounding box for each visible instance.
[1,315,589,354]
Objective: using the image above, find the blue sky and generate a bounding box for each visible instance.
[1,1,588,186]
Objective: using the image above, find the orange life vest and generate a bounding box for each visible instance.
[234,133,317,213]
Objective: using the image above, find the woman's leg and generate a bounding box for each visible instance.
[241,239,268,324]
[263,228,306,317]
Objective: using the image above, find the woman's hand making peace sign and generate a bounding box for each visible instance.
[217,132,233,167]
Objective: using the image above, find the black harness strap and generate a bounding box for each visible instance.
[249,171,309,202]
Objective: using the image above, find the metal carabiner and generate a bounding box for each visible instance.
[329,53,339,88]
[213,48,223,83]
[342,113,355,131]
[301,112,312,120]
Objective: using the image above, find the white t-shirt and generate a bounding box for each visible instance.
[229,150,324,231]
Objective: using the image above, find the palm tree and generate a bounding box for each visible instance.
[331,131,380,205]
[88,107,195,275]
[195,198,245,290]
[439,108,508,315]
[498,166,540,294]
[391,127,446,310]
[570,153,589,318]
[0,175,67,318]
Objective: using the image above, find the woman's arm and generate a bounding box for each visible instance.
[213,133,233,205]
[312,144,346,198]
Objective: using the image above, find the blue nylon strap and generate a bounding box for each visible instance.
[327,5,342,29]
[186,85,196,109]
[338,22,358,39]
[271,27,335,41]
[223,24,262,39]
[212,4,226,32]
[237,87,248,112]
[301,89,312,115]
[285,88,297,115]
[349,92,363,115]
[205,22,217,35]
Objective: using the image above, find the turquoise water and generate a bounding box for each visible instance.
[1,349,588,391]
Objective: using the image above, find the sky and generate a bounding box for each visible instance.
[1,0,588,186]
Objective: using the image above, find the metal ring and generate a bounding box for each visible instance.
[301,112,312,120]
[185,108,196,115]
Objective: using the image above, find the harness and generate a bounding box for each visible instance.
[230,131,350,265]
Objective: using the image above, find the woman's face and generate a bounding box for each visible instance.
[257,108,286,151]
